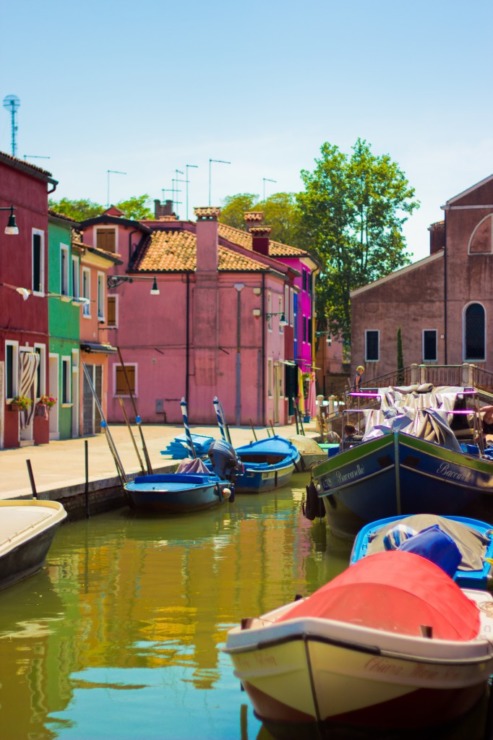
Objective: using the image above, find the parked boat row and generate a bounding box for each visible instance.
[223,383,493,736]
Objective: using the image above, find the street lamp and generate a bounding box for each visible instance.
[0,206,19,235]
[107,275,160,296]
[266,311,288,327]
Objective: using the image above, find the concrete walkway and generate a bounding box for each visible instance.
[0,422,320,501]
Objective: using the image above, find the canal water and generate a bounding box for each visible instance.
[0,473,491,739]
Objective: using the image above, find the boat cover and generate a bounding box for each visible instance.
[366,514,490,572]
[277,550,480,640]
[361,386,470,452]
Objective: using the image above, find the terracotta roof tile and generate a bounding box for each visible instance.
[136,229,267,273]
[218,223,307,257]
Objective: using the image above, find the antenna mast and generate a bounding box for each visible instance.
[3,95,20,157]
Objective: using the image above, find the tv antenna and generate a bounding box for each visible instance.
[3,95,20,157]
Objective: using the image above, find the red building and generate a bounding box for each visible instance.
[0,153,57,448]
[350,174,493,385]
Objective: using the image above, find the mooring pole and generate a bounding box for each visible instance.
[26,459,38,499]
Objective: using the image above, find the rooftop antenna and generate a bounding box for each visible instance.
[262,177,277,201]
[3,95,20,157]
[106,169,127,207]
[185,164,198,220]
[209,158,231,206]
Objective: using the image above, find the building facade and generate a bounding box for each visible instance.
[350,174,493,384]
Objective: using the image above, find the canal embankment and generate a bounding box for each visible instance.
[0,422,320,518]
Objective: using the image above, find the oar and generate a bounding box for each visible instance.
[213,396,228,442]
[214,397,232,445]
[249,419,258,441]
[117,347,153,473]
[292,397,299,434]
[180,397,197,458]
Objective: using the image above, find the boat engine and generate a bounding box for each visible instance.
[208,439,244,483]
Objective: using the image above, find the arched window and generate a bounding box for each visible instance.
[464,303,485,361]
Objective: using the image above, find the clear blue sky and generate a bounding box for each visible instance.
[2,0,492,260]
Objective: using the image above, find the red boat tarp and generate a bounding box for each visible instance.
[277,551,480,641]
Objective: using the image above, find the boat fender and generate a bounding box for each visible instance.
[302,481,326,520]
[222,487,232,500]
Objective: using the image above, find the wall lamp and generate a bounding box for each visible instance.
[0,206,19,235]
[316,330,332,345]
[107,274,160,295]
[266,311,288,326]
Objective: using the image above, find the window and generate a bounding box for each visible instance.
[115,364,136,395]
[107,296,117,327]
[469,215,493,254]
[72,257,80,299]
[423,330,437,362]
[82,268,91,317]
[5,341,18,399]
[96,228,116,253]
[61,244,69,296]
[464,303,485,360]
[267,359,273,397]
[97,272,105,321]
[61,357,71,403]
[365,330,379,362]
[32,229,45,294]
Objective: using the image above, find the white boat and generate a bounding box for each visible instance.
[0,499,67,590]
[224,550,493,734]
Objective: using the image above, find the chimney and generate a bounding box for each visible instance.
[194,206,221,272]
[428,220,445,255]
[154,199,176,219]
[244,212,271,255]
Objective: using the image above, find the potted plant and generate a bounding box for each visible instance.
[10,395,32,412]
[39,395,57,409]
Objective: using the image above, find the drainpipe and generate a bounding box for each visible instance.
[128,229,139,265]
[234,283,245,425]
[261,273,266,425]
[443,214,448,365]
[186,274,190,403]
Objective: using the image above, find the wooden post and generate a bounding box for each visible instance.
[26,459,38,499]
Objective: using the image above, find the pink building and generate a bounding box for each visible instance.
[81,206,318,426]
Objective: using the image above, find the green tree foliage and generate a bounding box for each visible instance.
[115,195,153,220]
[220,192,305,247]
[48,198,104,221]
[219,193,257,229]
[297,139,419,342]
[49,195,153,222]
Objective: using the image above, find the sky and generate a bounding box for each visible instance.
[2,0,493,261]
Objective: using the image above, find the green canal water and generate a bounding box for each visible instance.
[0,474,491,739]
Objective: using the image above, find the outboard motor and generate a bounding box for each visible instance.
[208,439,244,483]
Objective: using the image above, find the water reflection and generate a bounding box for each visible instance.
[0,474,490,739]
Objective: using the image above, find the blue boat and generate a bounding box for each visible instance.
[309,385,493,532]
[350,513,493,590]
[233,435,301,493]
[126,440,243,514]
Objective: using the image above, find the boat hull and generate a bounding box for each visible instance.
[0,500,67,590]
[312,431,493,527]
[125,473,231,513]
[226,592,493,732]
[234,436,300,493]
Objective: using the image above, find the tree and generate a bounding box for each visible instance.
[297,139,419,343]
[219,193,258,230]
[219,192,305,247]
[48,198,103,221]
[49,195,153,222]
